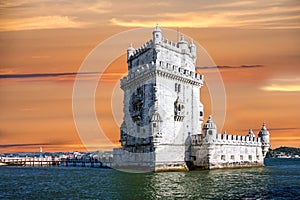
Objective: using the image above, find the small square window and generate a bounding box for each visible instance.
[200,111,203,117]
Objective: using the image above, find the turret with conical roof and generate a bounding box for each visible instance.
[258,122,270,156]
[189,40,196,58]
[203,115,217,139]
[152,24,163,45]
[127,42,135,60]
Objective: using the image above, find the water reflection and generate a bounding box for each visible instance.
[139,167,273,199]
[1,159,300,199]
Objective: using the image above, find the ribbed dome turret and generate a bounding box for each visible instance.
[203,115,217,130]
[258,122,270,156]
[258,122,270,137]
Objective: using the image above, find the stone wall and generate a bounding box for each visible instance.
[191,133,264,169]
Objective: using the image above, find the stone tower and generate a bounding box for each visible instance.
[113,25,271,171]
[258,122,270,156]
[113,25,204,171]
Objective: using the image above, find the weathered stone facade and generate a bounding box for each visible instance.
[112,25,270,172]
[191,116,270,169]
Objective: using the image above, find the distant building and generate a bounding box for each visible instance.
[113,25,270,171]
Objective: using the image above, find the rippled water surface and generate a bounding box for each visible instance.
[1,158,300,199]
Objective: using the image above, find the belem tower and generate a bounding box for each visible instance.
[112,25,270,172]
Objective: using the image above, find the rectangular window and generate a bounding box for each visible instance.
[153,123,156,128]
[249,155,252,161]
[221,155,225,161]
[231,155,234,160]
[240,155,243,161]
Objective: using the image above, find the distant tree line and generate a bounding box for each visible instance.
[267,146,300,157]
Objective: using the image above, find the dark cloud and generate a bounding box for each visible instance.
[238,127,300,132]
[196,65,263,70]
[0,143,52,148]
[0,72,98,79]
[0,138,75,148]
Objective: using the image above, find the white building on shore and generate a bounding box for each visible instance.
[113,25,270,172]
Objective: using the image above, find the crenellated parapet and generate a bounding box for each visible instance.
[191,116,268,148]
[128,37,196,59]
[127,24,197,72]
[127,40,153,61]
[121,60,204,89]
[192,132,262,146]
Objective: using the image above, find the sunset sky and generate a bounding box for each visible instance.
[0,0,299,152]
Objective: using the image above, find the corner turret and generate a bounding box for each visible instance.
[203,115,217,141]
[258,122,270,157]
[177,34,189,51]
[189,40,196,58]
[152,24,163,45]
[127,42,135,60]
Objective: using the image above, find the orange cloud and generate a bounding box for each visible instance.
[0,15,87,32]
[110,4,300,29]
[261,78,300,92]
[262,85,300,92]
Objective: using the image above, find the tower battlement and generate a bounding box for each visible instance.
[127,25,197,72]
[192,132,262,146]
[128,38,195,63]
[121,60,204,89]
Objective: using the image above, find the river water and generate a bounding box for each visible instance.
[1,158,300,199]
